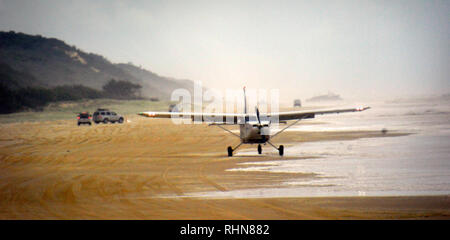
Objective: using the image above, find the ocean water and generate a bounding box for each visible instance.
[203,97,450,198]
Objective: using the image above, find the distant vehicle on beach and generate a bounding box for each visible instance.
[77,112,92,126]
[93,109,124,124]
[168,104,180,112]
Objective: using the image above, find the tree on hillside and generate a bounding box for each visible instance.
[53,85,104,101]
[102,79,142,99]
[0,83,21,113]
[0,83,107,114]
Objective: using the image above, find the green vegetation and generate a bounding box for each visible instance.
[102,79,142,99]
[0,83,103,113]
[0,99,172,124]
[0,79,144,114]
[0,63,42,89]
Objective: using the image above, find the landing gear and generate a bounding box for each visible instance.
[227,142,243,157]
[227,146,233,157]
[257,144,262,154]
[268,141,284,156]
[278,145,284,156]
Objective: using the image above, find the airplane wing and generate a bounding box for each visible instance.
[138,106,370,123]
[138,111,246,124]
[268,106,371,121]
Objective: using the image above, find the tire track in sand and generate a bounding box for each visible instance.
[198,159,319,219]
[195,159,252,220]
[161,165,184,196]
[160,159,251,219]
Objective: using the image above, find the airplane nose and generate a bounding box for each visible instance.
[261,126,270,136]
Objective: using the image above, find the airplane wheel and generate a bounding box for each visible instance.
[278,145,284,156]
[258,144,262,154]
[227,146,233,157]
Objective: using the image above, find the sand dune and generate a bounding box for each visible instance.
[0,116,448,219]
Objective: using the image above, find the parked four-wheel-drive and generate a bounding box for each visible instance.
[92,109,124,124]
[77,112,92,126]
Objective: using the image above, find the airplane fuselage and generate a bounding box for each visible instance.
[239,123,271,143]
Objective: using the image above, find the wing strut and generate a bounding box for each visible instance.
[270,116,305,139]
[209,123,241,139]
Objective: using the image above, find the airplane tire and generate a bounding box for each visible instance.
[227,146,233,157]
[258,144,262,154]
[279,145,284,156]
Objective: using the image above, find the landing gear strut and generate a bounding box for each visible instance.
[268,141,284,156]
[227,142,243,157]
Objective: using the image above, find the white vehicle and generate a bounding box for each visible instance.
[93,109,124,124]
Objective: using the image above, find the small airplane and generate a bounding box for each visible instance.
[139,88,370,156]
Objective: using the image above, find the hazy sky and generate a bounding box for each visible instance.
[0,0,449,100]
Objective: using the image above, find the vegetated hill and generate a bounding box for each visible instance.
[0,63,44,89]
[116,63,194,98]
[0,31,194,99]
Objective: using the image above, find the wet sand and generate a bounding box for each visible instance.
[0,116,448,219]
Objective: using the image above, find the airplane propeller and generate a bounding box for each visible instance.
[255,106,265,130]
[255,106,261,125]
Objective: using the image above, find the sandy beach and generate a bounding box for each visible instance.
[0,115,449,219]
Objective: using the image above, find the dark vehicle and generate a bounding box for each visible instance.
[77,112,92,126]
[293,99,302,107]
[93,109,124,124]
